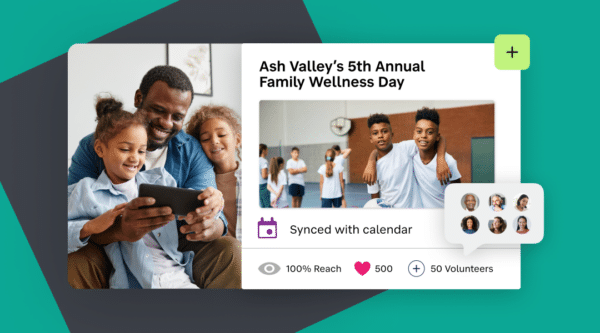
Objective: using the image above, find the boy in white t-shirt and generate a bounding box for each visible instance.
[332,145,352,207]
[412,108,461,208]
[286,147,307,208]
[363,113,451,208]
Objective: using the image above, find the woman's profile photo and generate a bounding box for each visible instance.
[461,193,479,212]
[515,216,530,234]
[489,217,506,234]
[515,194,529,212]
[489,193,506,212]
[461,216,479,234]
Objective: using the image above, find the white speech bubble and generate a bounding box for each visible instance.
[445,183,544,255]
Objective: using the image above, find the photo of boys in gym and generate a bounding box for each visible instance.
[259,100,494,208]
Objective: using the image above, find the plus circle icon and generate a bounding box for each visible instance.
[408,260,425,277]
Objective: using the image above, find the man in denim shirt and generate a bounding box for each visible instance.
[68,66,241,289]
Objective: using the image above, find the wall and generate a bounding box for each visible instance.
[260,100,348,146]
[68,44,241,166]
[346,100,492,118]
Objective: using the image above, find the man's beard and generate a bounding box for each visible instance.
[147,137,172,151]
[147,122,178,151]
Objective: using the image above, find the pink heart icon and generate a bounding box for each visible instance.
[354,261,371,276]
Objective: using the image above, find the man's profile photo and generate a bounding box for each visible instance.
[489,193,506,212]
[461,193,478,212]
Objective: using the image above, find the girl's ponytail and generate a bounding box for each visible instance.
[269,157,279,184]
[325,149,334,177]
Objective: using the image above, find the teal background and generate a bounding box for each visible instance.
[0,184,68,331]
[0,0,593,331]
[0,0,176,84]
[302,0,595,331]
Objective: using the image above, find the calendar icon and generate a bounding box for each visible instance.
[258,217,277,239]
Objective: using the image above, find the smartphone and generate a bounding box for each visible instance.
[138,184,204,216]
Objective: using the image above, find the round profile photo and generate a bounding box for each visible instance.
[513,216,530,234]
[461,193,479,212]
[489,193,506,212]
[489,217,507,234]
[514,194,529,212]
[461,215,479,234]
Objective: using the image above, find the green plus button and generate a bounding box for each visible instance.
[495,34,530,70]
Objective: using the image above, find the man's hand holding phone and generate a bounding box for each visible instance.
[118,197,175,242]
[180,186,225,242]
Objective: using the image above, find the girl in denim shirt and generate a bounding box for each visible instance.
[68,97,196,288]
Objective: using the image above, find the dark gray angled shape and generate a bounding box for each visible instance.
[95,0,322,43]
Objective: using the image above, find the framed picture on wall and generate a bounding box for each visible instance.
[167,44,212,96]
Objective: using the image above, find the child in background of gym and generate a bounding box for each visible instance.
[258,144,270,208]
[267,157,289,208]
[286,147,307,208]
[318,149,344,208]
[332,145,352,207]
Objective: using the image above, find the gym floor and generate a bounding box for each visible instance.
[287,182,372,208]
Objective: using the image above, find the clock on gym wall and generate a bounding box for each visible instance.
[330,117,351,136]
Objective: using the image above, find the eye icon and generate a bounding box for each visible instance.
[258,262,280,275]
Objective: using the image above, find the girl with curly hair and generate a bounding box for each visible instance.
[187,105,242,240]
